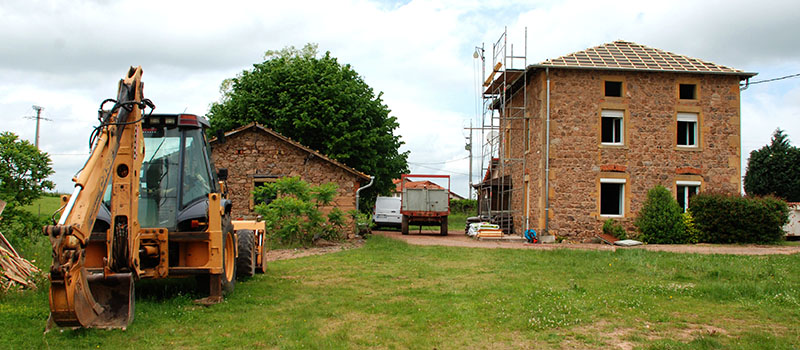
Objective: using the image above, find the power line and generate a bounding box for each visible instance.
[23,105,51,149]
[408,156,469,165]
[411,163,469,176]
[747,73,800,85]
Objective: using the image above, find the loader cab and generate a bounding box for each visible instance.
[138,113,219,231]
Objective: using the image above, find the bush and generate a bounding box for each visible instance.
[602,219,627,240]
[253,176,345,246]
[0,206,47,249]
[634,185,688,244]
[349,209,373,237]
[689,193,788,244]
[682,209,701,244]
[450,199,477,215]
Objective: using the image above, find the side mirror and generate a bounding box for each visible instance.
[217,168,228,181]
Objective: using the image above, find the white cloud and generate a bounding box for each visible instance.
[0,0,798,200]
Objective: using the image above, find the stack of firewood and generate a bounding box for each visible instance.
[0,231,41,291]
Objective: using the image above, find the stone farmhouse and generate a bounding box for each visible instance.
[210,123,371,229]
[482,40,756,239]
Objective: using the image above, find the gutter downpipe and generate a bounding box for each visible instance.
[355,176,375,212]
[544,67,551,235]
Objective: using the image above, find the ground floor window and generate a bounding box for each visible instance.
[600,178,625,217]
[676,181,700,212]
[250,176,278,210]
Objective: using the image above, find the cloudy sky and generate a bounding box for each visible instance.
[1,0,798,198]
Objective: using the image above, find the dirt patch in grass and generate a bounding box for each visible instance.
[265,239,365,262]
[566,319,730,350]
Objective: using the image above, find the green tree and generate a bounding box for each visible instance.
[0,132,54,246]
[208,43,408,209]
[634,185,688,244]
[744,128,800,201]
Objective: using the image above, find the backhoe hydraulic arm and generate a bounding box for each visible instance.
[45,66,149,329]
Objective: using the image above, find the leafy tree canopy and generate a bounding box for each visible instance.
[207,43,408,207]
[744,128,800,201]
[0,131,54,207]
[0,131,54,246]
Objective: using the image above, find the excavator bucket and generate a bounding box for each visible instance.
[83,272,135,328]
[49,269,134,329]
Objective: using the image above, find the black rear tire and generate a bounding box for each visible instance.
[401,215,409,235]
[440,216,448,236]
[236,230,256,278]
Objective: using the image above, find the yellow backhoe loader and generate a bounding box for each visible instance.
[44,66,266,329]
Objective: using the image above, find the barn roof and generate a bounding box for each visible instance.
[209,123,371,182]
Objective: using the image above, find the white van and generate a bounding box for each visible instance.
[373,196,402,228]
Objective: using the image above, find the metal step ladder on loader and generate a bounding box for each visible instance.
[44,67,264,330]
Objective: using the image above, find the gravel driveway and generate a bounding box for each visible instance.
[374,229,800,256]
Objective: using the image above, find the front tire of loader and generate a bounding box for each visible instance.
[221,219,236,294]
[236,230,255,278]
[401,215,409,235]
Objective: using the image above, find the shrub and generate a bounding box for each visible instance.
[634,185,688,244]
[682,209,701,244]
[349,209,373,237]
[602,219,627,240]
[689,193,788,244]
[253,176,345,246]
[450,199,477,215]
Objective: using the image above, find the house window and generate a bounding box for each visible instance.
[600,178,625,217]
[677,112,698,147]
[504,128,511,159]
[250,177,278,210]
[601,109,624,145]
[676,181,700,212]
[605,81,622,97]
[524,118,530,152]
[679,84,697,100]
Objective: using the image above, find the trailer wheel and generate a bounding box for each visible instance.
[236,229,256,278]
[440,216,448,236]
[401,215,409,235]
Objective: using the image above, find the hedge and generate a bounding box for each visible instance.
[688,193,789,244]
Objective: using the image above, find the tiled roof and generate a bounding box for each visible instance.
[533,41,756,77]
[404,180,445,190]
[209,123,371,182]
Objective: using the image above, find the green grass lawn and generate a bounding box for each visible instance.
[2,236,799,349]
[20,194,63,221]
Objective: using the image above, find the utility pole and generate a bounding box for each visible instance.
[464,130,472,200]
[31,105,44,149]
[464,123,482,200]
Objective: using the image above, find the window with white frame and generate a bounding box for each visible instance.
[600,178,625,217]
[601,109,624,145]
[677,112,698,147]
[676,181,700,212]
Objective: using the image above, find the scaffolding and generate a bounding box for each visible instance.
[476,27,527,235]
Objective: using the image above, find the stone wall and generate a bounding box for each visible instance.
[504,69,741,239]
[210,127,365,232]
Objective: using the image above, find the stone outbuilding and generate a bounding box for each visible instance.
[210,123,371,228]
[480,40,756,239]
